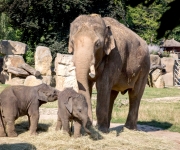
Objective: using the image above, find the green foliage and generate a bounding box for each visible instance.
[0,13,21,41]
[24,49,35,65]
[0,0,126,56]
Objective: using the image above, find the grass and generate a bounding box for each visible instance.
[0,84,180,149]
[0,119,178,150]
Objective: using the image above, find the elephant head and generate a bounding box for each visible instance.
[68,14,115,121]
[37,83,58,103]
[69,14,115,78]
[64,93,90,134]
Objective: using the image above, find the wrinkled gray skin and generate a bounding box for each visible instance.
[55,88,90,137]
[0,83,58,137]
[68,14,150,132]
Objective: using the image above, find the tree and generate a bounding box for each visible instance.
[0,0,126,60]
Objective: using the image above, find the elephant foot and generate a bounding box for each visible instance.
[73,134,81,138]
[0,131,6,137]
[98,126,109,133]
[124,122,137,130]
[7,131,18,137]
[30,131,38,136]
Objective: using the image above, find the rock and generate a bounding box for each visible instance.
[41,76,52,86]
[54,53,74,76]
[0,40,27,55]
[150,54,161,65]
[154,76,165,88]
[3,55,25,70]
[55,76,78,92]
[162,72,174,86]
[161,57,175,73]
[24,75,43,86]
[5,77,25,85]
[0,57,3,72]
[35,46,52,76]
[0,71,9,84]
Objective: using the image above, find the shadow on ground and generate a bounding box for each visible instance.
[15,121,52,135]
[109,120,173,136]
[0,143,36,150]
[138,120,172,130]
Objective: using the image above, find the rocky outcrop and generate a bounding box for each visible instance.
[35,46,52,76]
[54,53,78,91]
[0,40,27,55]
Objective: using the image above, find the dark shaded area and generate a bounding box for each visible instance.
[126,0,180,39]
[110,120,172,136]
[0,143,36,150]
[138,120,172,130]
[15,121,51,135]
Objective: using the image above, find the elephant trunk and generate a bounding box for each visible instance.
[74,51,94,122]
[82,118,91,135]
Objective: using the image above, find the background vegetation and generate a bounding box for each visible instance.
[0,0,179,64]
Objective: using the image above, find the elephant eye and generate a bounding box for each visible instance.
[95,40,101,48]
[78,109,82,113]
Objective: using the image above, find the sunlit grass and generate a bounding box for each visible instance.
[0,119,178,150]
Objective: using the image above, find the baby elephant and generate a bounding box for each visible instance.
[56,88,91,137]
[0,83,58,137]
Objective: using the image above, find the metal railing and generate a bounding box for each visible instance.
[174,59,180,86]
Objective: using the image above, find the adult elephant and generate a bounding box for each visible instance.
[68,14,150,132]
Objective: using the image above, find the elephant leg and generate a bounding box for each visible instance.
[0,117,6,137]
[96,80,111,133]
[73,119,81,138]
[62,120,70,135]
[3,105,18,137]
[108,90,119,128]
[29,113,39,135]
[55,115,62,131]
[125,75,147,130]
[6,120,17,137]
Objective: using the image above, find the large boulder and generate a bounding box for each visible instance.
[150,54,161,65]
[0,40,27,55]
[3,55,25,70]
[5,77,25,85]
[162,72,174,86]
[149,69,165,88]
[161,57,175,73]
[35,46,52,76]
[54,53,74,76]
[55,76,78,92]
[24,75,43,86]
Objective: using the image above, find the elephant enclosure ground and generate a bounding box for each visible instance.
[0,86,180,149]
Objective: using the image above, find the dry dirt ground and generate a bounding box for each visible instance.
[39,107,180,147]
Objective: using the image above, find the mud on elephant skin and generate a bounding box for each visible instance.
[55,88,90,138]
[68,14,150,132]
[0,83,58,137]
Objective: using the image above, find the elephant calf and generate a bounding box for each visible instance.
[0,83,58,137]
[56,88,91,137]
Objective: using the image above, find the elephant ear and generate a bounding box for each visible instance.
[104,26,115,55]
[64,97,73,113]
[38,90,48,102]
